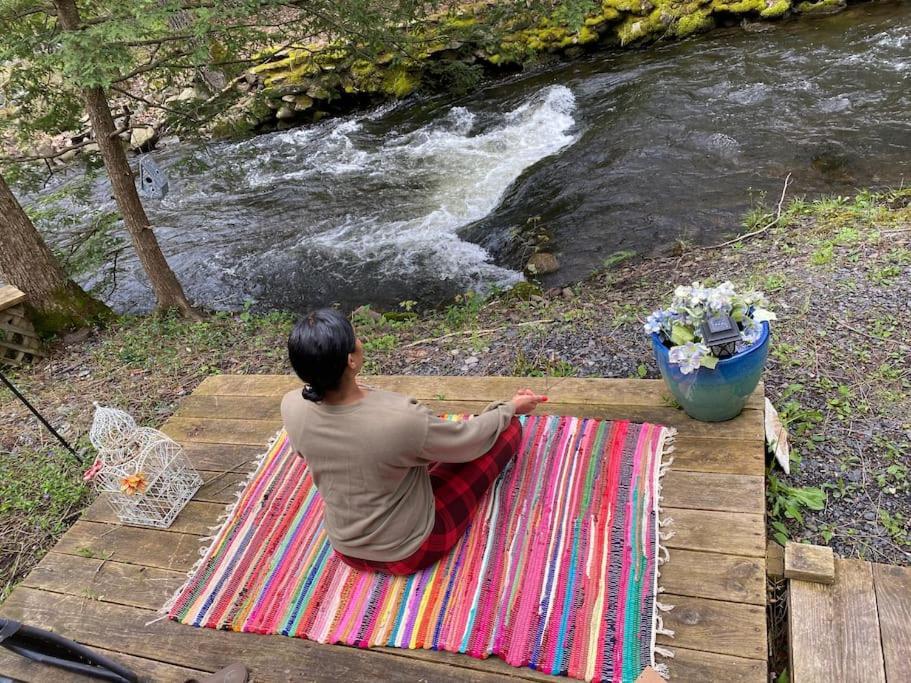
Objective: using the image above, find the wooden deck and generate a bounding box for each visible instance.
[0,375,769,682]
[790,558,911,683]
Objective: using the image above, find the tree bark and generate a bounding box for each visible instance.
[0,174,110,335]
[54,0,200,318]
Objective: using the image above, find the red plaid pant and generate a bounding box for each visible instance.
[336,416,522,575]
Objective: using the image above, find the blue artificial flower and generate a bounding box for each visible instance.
[668,342,711,375]
[741,316,763,345]
[644,311,664,334]
[644,309,676,336]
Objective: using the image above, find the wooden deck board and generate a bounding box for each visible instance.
[1,374,768,682]
[0,284,26,310]
[872,563,911,682]
[657,595,767,659]
[191,375,764,411]
[80,497,765,563]
[790,559,888,683]
[0,588,541,683]
[657,550,765,605]
[0,643,207,683]
[174,392,764,439]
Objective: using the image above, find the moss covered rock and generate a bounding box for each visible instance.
[225,0,851,135]
[794,0,846,14]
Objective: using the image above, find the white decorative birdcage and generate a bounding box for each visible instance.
[87,404,202,528]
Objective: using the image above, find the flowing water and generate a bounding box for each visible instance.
[32,2,911,313]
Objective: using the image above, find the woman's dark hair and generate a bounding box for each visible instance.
[288,308,356,402]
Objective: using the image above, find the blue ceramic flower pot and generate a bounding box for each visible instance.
[651,322,771,422]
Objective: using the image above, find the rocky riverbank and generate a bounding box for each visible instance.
[2,187,908,602]
[208,0,858,137]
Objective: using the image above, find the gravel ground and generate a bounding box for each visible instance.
[2,189,909,602]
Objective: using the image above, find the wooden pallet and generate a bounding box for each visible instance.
[0,285,43,366]
[789,554,911,683]
[0,375,769,682]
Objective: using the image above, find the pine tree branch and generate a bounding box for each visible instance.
[111,86,201,123]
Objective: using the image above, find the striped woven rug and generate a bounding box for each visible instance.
[166,416,675,682]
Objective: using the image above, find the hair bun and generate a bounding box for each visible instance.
[302,385,324,402]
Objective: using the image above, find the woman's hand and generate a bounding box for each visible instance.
[511,388,548,415]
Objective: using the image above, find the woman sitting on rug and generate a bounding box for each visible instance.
[281,308,547,575]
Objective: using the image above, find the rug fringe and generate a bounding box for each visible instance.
[651,426,677,677]
[154,428,284,622]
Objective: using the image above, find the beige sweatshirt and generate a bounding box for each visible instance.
[280,387,516,561]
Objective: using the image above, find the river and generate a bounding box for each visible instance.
[32,2,911,313]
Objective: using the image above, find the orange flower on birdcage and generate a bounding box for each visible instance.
[120,472,148,496]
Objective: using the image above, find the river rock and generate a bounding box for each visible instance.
[165,87,198,104]
[276,105,295,120]
[525,252,560,275]
[177,87,198,102]
[58,149,78,163]
[292,95,314,112]
[129,126,157,152]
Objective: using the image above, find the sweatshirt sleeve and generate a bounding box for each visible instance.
[419,400,517,464]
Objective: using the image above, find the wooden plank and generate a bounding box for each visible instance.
[174,394,763,441]
[160,416,280,446]
[831,560,887,682]
[784,543,835,584]
[766,541,785,579]
[195,471,251,503]
[164,416,762,477]
[53,521,202,571]
[0,284,26,309]
[659,550,765,605]
[68,501,766,578]
[533,377,765,411]
[182,442,261,472]
[31,544,767,623]
[182,429,765,477]
[657,594,766,660]
[181,432,761,479]
[664,508,765,557]
[0,644,207,683]
[661,472,764,513]
[0,587,552,683]
[175,393,283,420]
[790,559,886,683]
[0,320,41,338]
[872,563,911,682]
[669,437,763,477]
[82,498,216,536]
[789,572,839,683]
[21,553,185,610]
[663,646,766,682]
[194,374,765,411]
[0,338,43,355]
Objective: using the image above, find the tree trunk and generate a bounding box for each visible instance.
[0,175,110,335]
[54,0,200,319]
